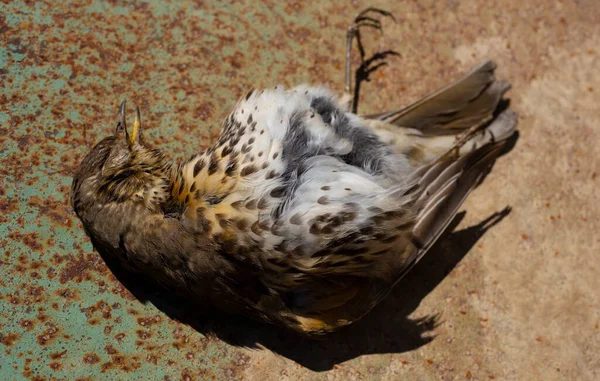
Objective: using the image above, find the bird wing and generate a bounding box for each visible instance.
[365,60,511,135]
[393,112,517,286]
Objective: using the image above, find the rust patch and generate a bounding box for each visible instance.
[48,361,63,371]
[55,288,80,301]
[88,318,100,325]
[19,319,35,332]
[136,315,161,327]
[14,134,42,152]
[135,329,152,340]
[59,253,106,284]
[27,195,74,228]
[113,333,126,344]
[50,253,65,266]
[194,101,215,121]
[110,282,136,301]
[172,326,191,350]
[29,260,47,271]
[100,353,142,373]
[105,344,118,355]
[146,354,158,365]
[0,332,21,346]
[0,197,19,213]
[22,357,33,379]
[37,322,59,345]
[83,352,101,364]
[26,285,46,304]
[81,300,113,323]
[7,232,43,251]
[50,350,67,360]
[181,369,199,381]
[6,285,48,305]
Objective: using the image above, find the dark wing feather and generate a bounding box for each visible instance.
[365,60,511,135]
[393,110,517,284]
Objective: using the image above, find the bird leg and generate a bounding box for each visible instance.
[341,7,396,112]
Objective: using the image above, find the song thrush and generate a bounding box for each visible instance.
[71,9,517,335]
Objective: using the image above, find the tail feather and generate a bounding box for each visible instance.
[393,109,517,283]
[364,60,515,168]
[366,60,510,136]
[362,60,517,285]
[412,142,504,249]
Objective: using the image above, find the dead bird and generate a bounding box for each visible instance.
[71,8,517,335]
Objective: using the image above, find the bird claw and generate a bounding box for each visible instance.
[343,7,397,110]
[353,7,396,25]
[349,8,396,35]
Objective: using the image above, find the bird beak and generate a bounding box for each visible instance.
[130,105,141,147]
[114,100,142,147]
[115,100,129,140]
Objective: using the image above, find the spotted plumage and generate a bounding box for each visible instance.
[71,9,517,335]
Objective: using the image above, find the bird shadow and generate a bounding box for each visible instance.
[96,206,512,372]
[351,49,401,114]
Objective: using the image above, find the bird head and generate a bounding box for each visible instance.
[71,101,173,216]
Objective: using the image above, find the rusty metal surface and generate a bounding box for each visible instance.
[1,0,599,380]
[0,1,377,379]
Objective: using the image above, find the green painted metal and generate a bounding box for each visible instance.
[0,1,389,379]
